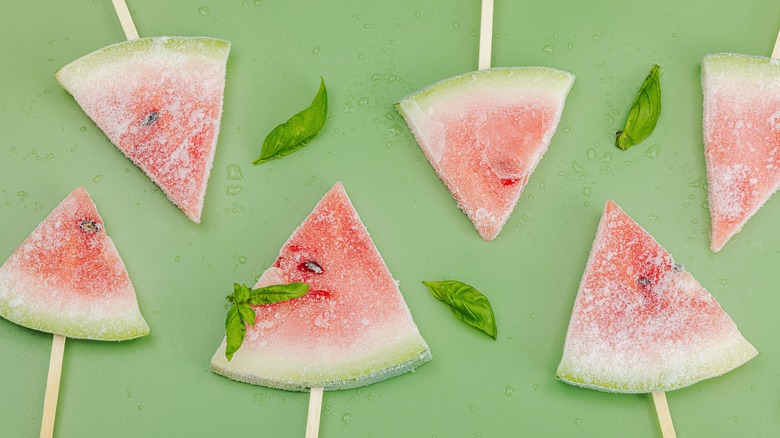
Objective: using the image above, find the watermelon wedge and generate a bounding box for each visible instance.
[702,53,780,252]
[556,200,757,393]
[56,37,230,223]
[210,182,431,391]
[0,187,149,341]
[396,67,574,241]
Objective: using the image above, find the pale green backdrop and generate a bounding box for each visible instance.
[0,0,778,436]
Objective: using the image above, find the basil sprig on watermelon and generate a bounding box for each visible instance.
[224,282,308,360]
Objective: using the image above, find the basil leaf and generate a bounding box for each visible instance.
[253,78,328,164]
[237,303,256,327]
[224,305,246,361]
[423,280,497,339]
[616,64,661,150]
[249,282,309,305]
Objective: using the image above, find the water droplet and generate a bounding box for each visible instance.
[571,161,587,175]
[672,32,678,37]
[644,144,661,159]
[732,416,739,423]
[92,175,103,183]
[137,405,144,411]
[125,388,132,398]
[601,152,613,163]
[583,187,592,197]
[562,125,571,134]
[716,278,728,286]
[452,21,460,29]
[16,191,28,201]
[304,176,317,187]
[48,39,56,45]
[357,97,369,107]
[312,46,320,55]
[532,384,539,391]
[238,256,247,264]
[226,186,243,196]
[573,418,582,425]
[542,44,556,55]
[586,148,597,161]
[504,385,515,396]
[79,126,87,132]
[324,404,332,413]
[341,413,352,426]
[539,179,546,189]
[253,0,263,5]
[227,164,243,180]
[648,214,660,223]
[174,256,181,262]
[198,6,211,16]
[363,24,374,29]
[688,177,703,187]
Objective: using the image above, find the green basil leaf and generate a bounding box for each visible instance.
[224,305,246,361]
[237,303,256,327]
[253,78,328,164]
[233,283,250,304]
[616,64,661,150]
[249,282,309,305]
[423,280,497,339]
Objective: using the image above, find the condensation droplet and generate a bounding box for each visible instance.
[226,186,243,196]
[198,6,211,16]
[312,46,320,55]
[92,175,103,183]
[341,413,352,426]
[227,164,243,180]
[645,144,661,159]
[504,385,515,396]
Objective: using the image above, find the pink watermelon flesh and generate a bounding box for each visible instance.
[396,67,574,241]
[557,200,756,393]
[210,182,431,391]
[702,53,780,252]
[0,187,149,340]
[55,37,230,223]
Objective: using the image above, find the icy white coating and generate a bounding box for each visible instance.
[702,53,780,252]
[396,67,574,241]
[56,37,230,223]
[210,182,431,391]
[0,187,149,340]
[556,200,757,393]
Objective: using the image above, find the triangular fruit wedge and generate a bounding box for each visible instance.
[702,53,780,252]
[56,37,231,223]
[396,67,574,241]
[0,187,149,341]
[211,182,431,391]
[557,200,757,393]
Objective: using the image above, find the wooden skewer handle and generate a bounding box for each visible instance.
[772,29,780,60]
[40,334,66,438]
[305,387,324,438]
[112,0,140,40]
[652,391,677,438]
[478,0,494,70]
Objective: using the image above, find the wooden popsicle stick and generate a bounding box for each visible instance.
[478,0,494,70]
[305,387,324,438]
[40,334,66,438]
[111,0,140,40]
[651,391,677,438]
[771,29,780,59]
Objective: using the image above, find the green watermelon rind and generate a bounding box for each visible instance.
[703,53,780,76]
[556,335,757,394]
[395,67,575,107]
[0,295,149,341]
[210,336,432,392]
[55,36,230,81]
[0,269,150,341]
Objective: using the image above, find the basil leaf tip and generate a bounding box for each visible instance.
[253,77,328,165]
[223,282,310,360]
[423,280,497,339]
[616,64,661,150]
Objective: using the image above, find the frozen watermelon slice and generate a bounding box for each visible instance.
[557,200,757,393]
[0,187,149,341]
[702,53,780,252]
[56,37,230,223]
[396,67,574,241]
[210,182,431,391]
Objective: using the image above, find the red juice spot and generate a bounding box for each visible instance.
[500,178,519,186]
[308,289,332,298]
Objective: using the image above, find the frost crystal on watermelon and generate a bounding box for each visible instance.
[0,187,149,341]
[396,67,574,240]
[702,53,780,252]
[557,200,757,393]
[210,182,431,391]
[56,37,231,223]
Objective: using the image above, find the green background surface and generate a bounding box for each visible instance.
[1,0,779,436]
